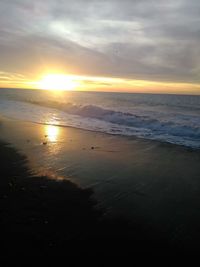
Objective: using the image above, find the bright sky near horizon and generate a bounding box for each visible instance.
[0,0,200,94]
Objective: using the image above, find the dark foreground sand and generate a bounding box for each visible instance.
[0,142,169,247]
[0,116,200,261]
[0,141,176,264]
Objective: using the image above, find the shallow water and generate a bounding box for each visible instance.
[1,118,200,248]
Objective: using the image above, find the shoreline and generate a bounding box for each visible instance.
[1,115,200,256]
[1,114,199,153]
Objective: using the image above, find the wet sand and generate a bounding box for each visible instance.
[0,116,200,258]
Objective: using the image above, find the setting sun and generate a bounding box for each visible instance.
[38,74,78,91]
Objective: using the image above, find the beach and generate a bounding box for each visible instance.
[1,0,200,262]
[1,115,200,257]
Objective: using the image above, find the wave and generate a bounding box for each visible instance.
[0,99,200,149]
[28,100,200,136]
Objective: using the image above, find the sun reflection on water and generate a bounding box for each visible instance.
[45,125,59,142]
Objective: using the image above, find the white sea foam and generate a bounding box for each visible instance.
[0,89,199,149]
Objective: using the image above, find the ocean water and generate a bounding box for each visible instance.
[0,88,200,149]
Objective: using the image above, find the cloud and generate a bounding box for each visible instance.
[0,0,200,85]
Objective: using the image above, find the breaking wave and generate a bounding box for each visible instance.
[0,97,200,149]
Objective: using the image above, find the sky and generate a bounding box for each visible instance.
[0,0,200,94]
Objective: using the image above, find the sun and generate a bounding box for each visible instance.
[38,74,78,91]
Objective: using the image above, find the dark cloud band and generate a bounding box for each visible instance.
[0,0,200,85]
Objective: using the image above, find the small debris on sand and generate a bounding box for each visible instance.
[43,141,47,145]
[91,146,95,150]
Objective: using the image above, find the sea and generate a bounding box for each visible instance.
[0,88,200,149]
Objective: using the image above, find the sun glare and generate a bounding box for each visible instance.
[38,74,78,91]
[45,125,59,142]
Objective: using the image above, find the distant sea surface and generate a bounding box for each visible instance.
[0,88,200,149]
